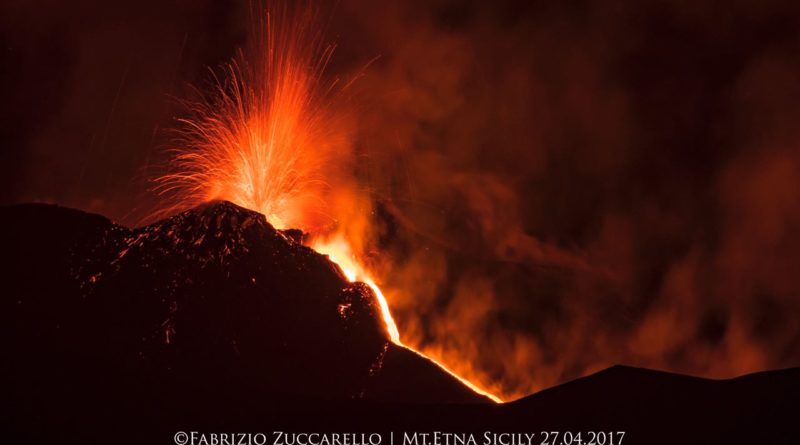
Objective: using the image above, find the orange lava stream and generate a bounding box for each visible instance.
[312,237,504,403]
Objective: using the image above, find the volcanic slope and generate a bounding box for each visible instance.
[0,202,487,406]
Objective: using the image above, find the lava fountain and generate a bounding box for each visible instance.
[155,4,348,231]
[156,2,502,403]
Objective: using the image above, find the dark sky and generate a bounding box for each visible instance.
[0,0,248,219]
[2,0,800,399]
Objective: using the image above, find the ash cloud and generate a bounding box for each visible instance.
[333,0,800,399]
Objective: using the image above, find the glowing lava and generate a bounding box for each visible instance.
[155,5,348,231]
[311,235,401,342]
[157,3,502,403]
[312,235,503,403]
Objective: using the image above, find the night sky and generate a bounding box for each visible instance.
[2,0,800,398]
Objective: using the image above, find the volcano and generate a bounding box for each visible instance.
[0,201,488,402]
[1,202,798,445]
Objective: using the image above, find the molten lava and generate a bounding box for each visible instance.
[155,5,347,231]
[312,236,502,403]
[158,3,502,403]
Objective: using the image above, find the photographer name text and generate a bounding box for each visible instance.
[174,431,626,445]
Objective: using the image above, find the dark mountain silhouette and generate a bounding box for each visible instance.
[1,202,797,445]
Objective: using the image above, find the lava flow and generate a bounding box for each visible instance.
[157,3,502,403]
[312,235,503,403]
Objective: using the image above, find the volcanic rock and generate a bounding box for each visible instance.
[2,202,799,445]
[0,202,487,434]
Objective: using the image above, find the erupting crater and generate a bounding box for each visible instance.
[153,3,503,403]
